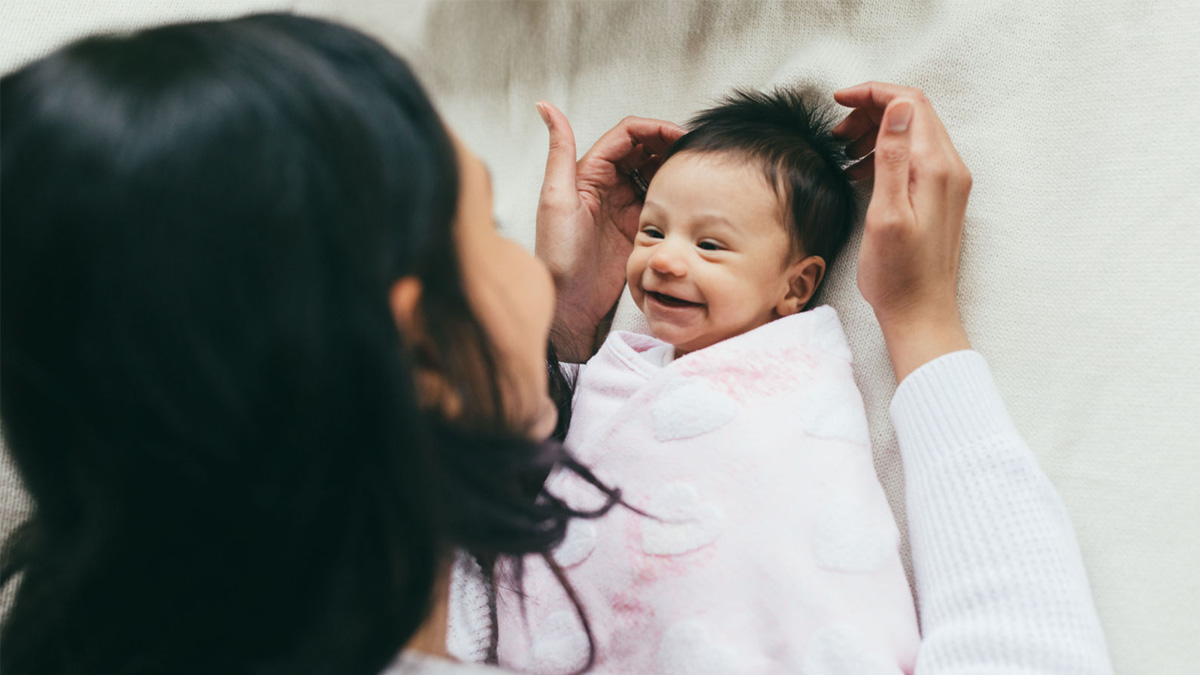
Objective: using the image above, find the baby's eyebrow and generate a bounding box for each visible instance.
[692,212,741,233]
[641,202,743,235]
[642,200,667,218]
[695,213,734,226]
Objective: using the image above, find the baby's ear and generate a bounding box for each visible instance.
[776,255,826,316]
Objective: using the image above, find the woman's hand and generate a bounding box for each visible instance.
[833,82,973,383]
[534,102,684,362]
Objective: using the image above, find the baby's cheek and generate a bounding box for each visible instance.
[626,255,647,306]
[709,295,771,341]
[625,250,643,288]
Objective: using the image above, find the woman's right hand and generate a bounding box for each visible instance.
[534,102,684,362]
[833,82,973,383]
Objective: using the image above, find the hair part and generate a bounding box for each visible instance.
[666,88,859,305]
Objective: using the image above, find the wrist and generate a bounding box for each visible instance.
[877,310,971,384]
[550,323,593,363]
[551,299,608,363]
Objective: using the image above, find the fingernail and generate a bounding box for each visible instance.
[888,100,913,133]
[535,102,551,128]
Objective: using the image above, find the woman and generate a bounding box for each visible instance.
[0,13,1111,675]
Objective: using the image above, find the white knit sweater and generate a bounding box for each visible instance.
[390,350,1113,674]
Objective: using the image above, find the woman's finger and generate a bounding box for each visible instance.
[537,101,578,203]
[625,116,686,155]
[845,155,875,182]
[844,130,877,162]
[901,99,963,225]
[615,142,652,174]
[632,124,684,157]
[831,106,881,141]
[869,99,916,215]
[834,81,927,110]
[637,153,666,184]
[834,82,943,155]
[608,144,653,198]
[580,116,684,170]
[835,80,954,145]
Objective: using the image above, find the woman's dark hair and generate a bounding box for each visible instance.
[667,88,859,306]
[1,14,613,674]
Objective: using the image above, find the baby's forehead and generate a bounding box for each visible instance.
[665,149,772,181]
[650,151,789,227]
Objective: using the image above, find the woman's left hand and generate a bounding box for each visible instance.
[534,102,684,362]
[832,82,973,383]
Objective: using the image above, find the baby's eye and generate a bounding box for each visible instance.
[640,226,664,239]
[697,240,723,251]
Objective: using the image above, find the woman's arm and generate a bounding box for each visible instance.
[836,83,1112,673]
[893,352,1112,674]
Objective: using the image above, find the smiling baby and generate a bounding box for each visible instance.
[629,91,849,357]
[488,90,921,674]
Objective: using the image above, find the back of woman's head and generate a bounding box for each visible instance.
[1,14,601,674]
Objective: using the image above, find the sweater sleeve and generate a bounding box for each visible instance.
[889,350,1113,674]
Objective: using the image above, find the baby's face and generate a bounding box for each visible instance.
[627,152,796,354]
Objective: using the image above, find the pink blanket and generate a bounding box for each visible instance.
[495,307,919,674]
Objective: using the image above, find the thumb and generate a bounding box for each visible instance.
[537,101,577,202]
[871,98,915,213]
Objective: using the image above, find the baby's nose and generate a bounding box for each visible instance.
[648,245,688,277]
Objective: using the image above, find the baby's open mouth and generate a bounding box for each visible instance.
[648,291,702,308]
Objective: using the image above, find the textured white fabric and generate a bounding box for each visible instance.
[383,651,505,675]
[446,551,491,665]
[893,351,1112,673]
[2,3,1197,673]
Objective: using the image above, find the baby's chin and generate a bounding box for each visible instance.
[647,321,722,355]
[671,337,721,356]
[650,316,779,355]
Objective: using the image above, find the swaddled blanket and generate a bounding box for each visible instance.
[493,306,919,674]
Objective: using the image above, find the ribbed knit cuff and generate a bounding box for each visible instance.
[889,350,1019,474]
[446,550,491,663]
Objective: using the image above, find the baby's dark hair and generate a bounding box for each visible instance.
[666,88,858,302]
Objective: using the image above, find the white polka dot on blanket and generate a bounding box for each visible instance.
[813,492,895,573]
[797,379,870,446]
[642,482,726,556]
[529,610,589,675]
[552,520,596,568]
[651,377,738,441]
[657,620,740,675]
[799,623,903,675]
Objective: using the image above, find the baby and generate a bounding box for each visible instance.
[466,90,920,673]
